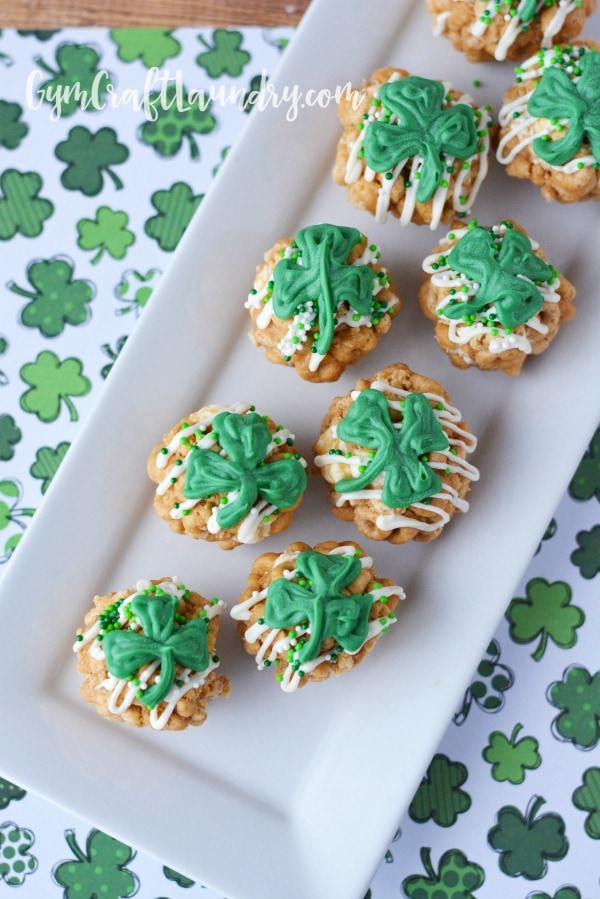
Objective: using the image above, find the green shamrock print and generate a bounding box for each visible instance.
[571,525,600,579]
[55,126,129,196]
[20,351,91,423]
[402,847,485,899]
[364,76,478,203]
[483,724,541,785]
[0,169,53,240]
[144,182,203,252]
[53,828,138,899]
[548,665,600,750]
[110,28,181,67]
[8,256,95,337]
[529,48,600,165]
[535,517,557,554]
[184,410,306,530]
[272,223,374,358]
[0,415,21,462]
[443,225,554,329]
[102,590,210,708]
[572,767,600,839]
[196,29,252,77]
[335,388,449,507]
[488,795,568,880]
[163,865,195,887]
[100,336,128,379]
[0,821,37,886]
[0,100,28,150]
[527,889,584,899]
[0,779,26,810]
[0,479,35,563]
[569,426,600,501]
[454,639,514,725]
[506,577,584,661]
[408,754,471,827]
[140,83,217,159]
[242,73,267,113]
[115,268,161,315]
[17,29,60,40]
[77,207,135,263]
[34,43,111,116]
[30,442,70,494]
[264,550,372,664]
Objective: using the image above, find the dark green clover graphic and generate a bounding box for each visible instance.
[548,665,600,750]
[0,169,53,240]
[444,225,554,329]
[140,83,217,159]
[0,821,37,886]
[0,779,26,810]
[163,865,195,887]
[454,639,514,725]
[17,30,60,40]
[488,795,568,880]
[335,388,449,508]
[144,182,203,252]
[0,415,21,462]
[102,591,210,708]
[8,256,95,337]
[569,426,600,501]
[272,223,373,358]
[0,478,35,563]
[526,888,584,899]
[506,577,584,661]
[53,828,138,898]
[264,550,372,664]
[110,28,181,67]
[529,48,600,165]
[409,754,471,827]
[30,443,70,495]
[571,525,600,579]
[34,43,111,116]
[572,766,600,840]
[483,724,541,785]
[55,126,129,196]
[20,351,91,423]
[364,76,477,202]
[100,336,128,379]
[0,99,28,150]
[77,207,135,264]
[184,410,306,531]
[196,29,251,77]
[403,847,484,898]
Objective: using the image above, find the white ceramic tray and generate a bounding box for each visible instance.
[0,3,599,898]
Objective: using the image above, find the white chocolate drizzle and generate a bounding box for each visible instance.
[466,0,580,61]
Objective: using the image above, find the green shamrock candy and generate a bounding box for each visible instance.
[0,778,26,810]
[35,43,111,116]
[403,847,485,899]
[519,0,539,21]
[506,577,584,661]
[488,796,568,879]
[529,48,600,165]
[55,126,129,196]
[20,351,91,423]
[0,415,21,462]
[454,639,514,725]
[444,226,554,329]
[483,724,541,784]
[77,207,135,264]
[272,223,373,358]
[0,169,53,240]
[572,767,600,839]
[364,76,478,202]
[409,754,471,827]
[264,550,372,663]
[8,256,95,337]
[0,100,28,150]
[569,426,600,501]
[548,665,600,749]
[335,388,449,508]
[196,29,251,77]
[110,28,181,67]
[53,828,138,899]
[103,591,209,708]
[0,822,37,886]
[184,411,306,530]
[144,182,203,252]
[30,443,70,494]
[571,524,600,579]
[140,83,217,159]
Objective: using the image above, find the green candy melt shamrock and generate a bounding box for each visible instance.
[102,591,209,708]
[264,550,373,664]
[364,76,478,202]
[184,411,306,530]
[488,795,568,880]
[335,388,449,508]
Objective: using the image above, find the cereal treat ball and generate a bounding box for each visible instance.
[419,218,576,375]
[74,577,230,730]
[245,222,401,382]
[148,402,307,550]
[427,0,596,63]
[497,42,600,202]
[313,364,479,544]
[332,67,494,228]
[231,540,404,691]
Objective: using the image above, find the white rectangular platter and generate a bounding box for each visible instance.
[0,2,599,898]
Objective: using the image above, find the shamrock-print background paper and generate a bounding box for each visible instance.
[0,23,599,899]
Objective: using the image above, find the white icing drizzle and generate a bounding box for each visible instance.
[468,0,579,61]
[74,578,225,730]
[230,546,404,692]
[434,10,451,35]
[422,222,561,355]
[344,72,492,228]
